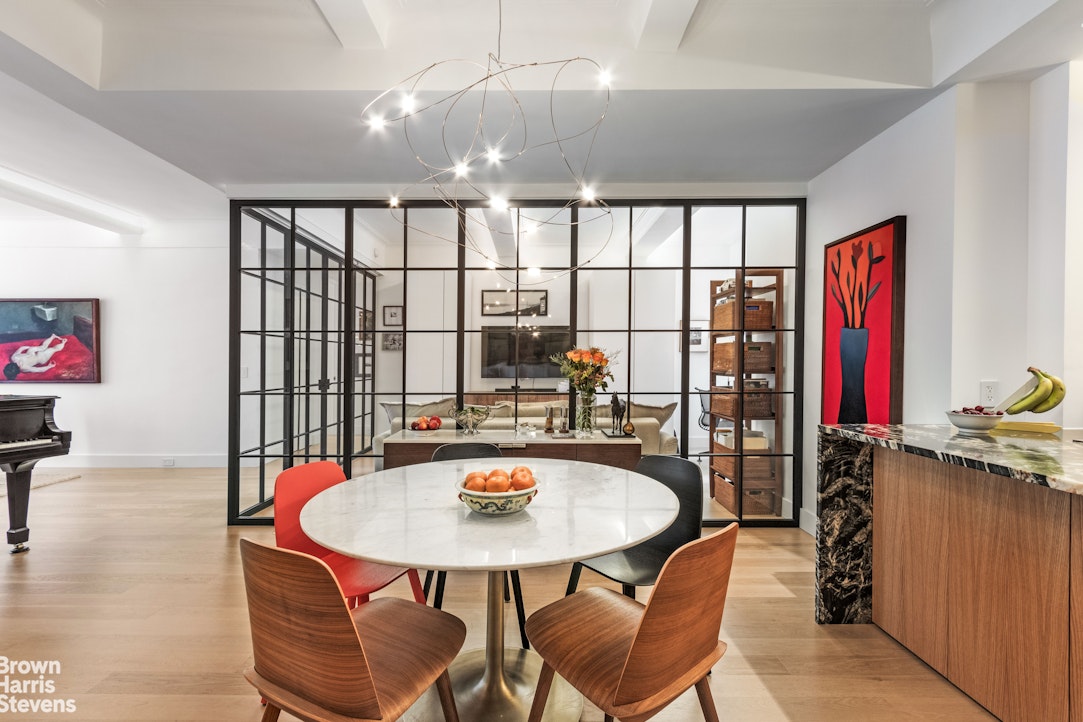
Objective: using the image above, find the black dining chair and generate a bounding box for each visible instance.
[566,454,704,599]
[428,442,530,649]
[695,387,712,431]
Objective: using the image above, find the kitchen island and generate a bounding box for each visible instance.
[816,423,1083,722]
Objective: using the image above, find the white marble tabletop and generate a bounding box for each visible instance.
[299,457,679,572]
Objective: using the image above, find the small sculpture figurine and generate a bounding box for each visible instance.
[611,392,627,435]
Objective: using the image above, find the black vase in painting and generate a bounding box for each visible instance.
[838,327,868,423]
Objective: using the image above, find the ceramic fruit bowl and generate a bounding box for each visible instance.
[946,409,1002,434]
[456,480,537,515]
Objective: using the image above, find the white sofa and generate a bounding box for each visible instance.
[373,398,678,457]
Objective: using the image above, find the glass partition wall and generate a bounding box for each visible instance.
[228,198,804,525]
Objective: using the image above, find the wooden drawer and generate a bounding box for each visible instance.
[712,340,775,374]
[712,299,774,330]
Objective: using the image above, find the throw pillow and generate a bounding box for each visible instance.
[380,396,456,423]
[628,401,678,427]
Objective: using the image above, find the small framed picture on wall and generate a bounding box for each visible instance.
[383,305,403,326]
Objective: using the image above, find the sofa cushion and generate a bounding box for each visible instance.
[628,401,678,428]
[379,396,456,424]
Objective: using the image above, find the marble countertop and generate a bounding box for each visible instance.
[820,424,1083,495]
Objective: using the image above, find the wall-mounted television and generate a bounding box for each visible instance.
[480,326,570,379]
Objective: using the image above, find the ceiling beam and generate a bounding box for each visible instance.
[631,0,701,52]
[312,0,392,49]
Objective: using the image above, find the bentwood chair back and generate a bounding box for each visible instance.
[428,442,531,649]
[566,454,704,599]
[239,538,465,722]
[274,461,425,605]
[527,523,739,722]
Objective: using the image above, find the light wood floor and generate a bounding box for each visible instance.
[0,468,993,721]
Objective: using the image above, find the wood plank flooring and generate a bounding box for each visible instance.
[0,468,994,721]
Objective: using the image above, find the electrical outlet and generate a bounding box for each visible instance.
[980,380,998,407]
[162,457,175,467]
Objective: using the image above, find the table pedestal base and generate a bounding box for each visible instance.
[405,648,581,721]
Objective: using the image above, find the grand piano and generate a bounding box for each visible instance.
[1,395,71,553]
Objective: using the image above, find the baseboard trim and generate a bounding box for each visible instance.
[41,454,227,468]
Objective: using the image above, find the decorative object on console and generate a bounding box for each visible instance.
[452,405,491,435]
[821,217,905,425]
[551,347,614,438]
[0,298,100,383]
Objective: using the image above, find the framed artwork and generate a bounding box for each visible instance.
[383,305,403,326]
[481,289,547,316]
[821,216,906,424]
[0,298,101,383]
[687,319,708,353]
[382,332,403,351]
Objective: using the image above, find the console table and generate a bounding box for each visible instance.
[382,429,641,470]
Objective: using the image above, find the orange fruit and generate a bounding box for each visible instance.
[510,472,535,491]
[486,477,511,492]
[511,465,532,477]
[465,470,487,484]
[465,478,487,492]
[486,468,509,480]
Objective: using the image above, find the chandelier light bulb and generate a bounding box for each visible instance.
[486,147,502,164]
[454,162,469,177]
[489,196,509,212]
[389,195,400,207]
[581,186,597,203]
[599,69,612,87]
[486,259,497,270]
[527,267,541,277]
[367,114,386,130]
[401,93,417,114]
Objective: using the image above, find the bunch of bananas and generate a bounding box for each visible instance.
[1005,366,1066,414]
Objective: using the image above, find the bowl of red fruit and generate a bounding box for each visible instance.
[946,406,1003,434]
[409,415,443,435]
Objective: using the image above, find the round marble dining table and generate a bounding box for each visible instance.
[299,456,679,722]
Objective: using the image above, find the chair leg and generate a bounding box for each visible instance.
[622,584,635,600]
[407,568,427,604]
[510,570,529,649]
[260,703,282,722]
[527,662,555,722]
[694,676,720,722]
[433,570,447,610]
[503,570,511,601]
[423,570,434,599]
[565,561,582,596]
[435,669,460,722]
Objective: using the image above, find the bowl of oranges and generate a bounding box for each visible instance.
[457,466,538,515]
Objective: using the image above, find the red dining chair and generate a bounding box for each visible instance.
[274,461,426,606]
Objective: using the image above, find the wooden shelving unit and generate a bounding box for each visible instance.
[708,269,785,517]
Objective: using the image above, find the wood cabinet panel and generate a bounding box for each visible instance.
[1072,495,1083,722]
[383,433,640,471]
[872,447,1070,722]
[946,464,1069,722]
[871,448,950,674]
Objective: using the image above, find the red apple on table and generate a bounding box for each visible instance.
[429,416,442,429]
[410,420,419,430]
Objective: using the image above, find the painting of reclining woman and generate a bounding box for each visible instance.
[0,299,101,383]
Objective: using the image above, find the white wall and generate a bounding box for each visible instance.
[804,88,959,533]
[0,220,228,467]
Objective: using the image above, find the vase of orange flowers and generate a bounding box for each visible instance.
[551,346,614,438]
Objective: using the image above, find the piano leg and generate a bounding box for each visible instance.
[3,465,34,553]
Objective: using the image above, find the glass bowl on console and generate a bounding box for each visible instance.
[452,405,491,435]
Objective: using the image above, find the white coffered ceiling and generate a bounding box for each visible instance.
[0,0,1082,201]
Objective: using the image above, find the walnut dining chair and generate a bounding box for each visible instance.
[566,454,704,600]
[239,538,465,722]
[526,523,739,722]
[428,442,530,649]
[274,461,426,606]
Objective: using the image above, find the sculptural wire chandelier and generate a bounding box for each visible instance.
[360,0,614,284]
